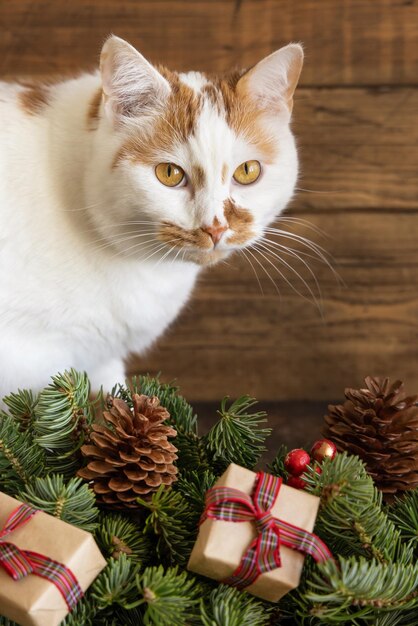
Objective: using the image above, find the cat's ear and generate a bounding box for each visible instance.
[100,35,170,124]
[237,43,303,113]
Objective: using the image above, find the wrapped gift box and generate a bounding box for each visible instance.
[188,463,322,602]
[0,491,106,626]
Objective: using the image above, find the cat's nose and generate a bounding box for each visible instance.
[202,222,228,245]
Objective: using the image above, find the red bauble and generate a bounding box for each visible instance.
[311,439,337,463]
[287,475,307,490]
[284,448,311,476]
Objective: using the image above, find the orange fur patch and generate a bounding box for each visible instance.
[18,83,50,116]
[113,65,277,170]
[191,165,206,191]
[158,222,212,250]
[114,67,201,169]
[221,163,229,185]
[87,87,103,128]
[212,72,278,162]
[224,198,255,245]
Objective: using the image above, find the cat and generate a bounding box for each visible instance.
[0,35,303,400]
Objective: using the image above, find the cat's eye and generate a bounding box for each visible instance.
[155,163,185,187]
[233,160,261,185]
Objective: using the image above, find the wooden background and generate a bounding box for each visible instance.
[2,0,418,408]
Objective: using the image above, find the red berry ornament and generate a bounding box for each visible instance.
[287,475,307,490]
[311,439,337,463]
[284,448,311,476]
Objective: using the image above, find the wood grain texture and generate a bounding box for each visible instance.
[128,211,418,401]
[1,0,418,85]
[294,87,418,210]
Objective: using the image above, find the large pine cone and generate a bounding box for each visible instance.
[323,376,418,496]
[78,394,178,508]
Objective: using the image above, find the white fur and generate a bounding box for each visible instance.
[0,37,302,400]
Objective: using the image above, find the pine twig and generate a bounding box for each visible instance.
[138,486,196,567]
[133,565,200,625]
[0,412,45,493]
[203,396,271,472]
[33,369,93,477]
[200,584,272,626]
[95,512,154,566]
[19,475,99,532]
[388,490,418,554]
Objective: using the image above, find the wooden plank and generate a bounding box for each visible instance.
[1,1,418,85]
[128,211,418,401]
[293,87,418,210]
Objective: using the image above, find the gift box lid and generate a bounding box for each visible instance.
[188,463,321,602]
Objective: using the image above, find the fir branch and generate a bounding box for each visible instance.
[174,431,212,473]
[305,453,412,564]
[267,444,289,479]
[176,469,217,512]
[33,369,93,477]
[99,607,145,626]
[91,554,140,610]
[297,556,418,622]
[0,412,45,493]
[2,389,37,430]
[200,584,271,626]
[388,490,418,553]
[371,607,418,626]
[19,475,99,532]
[138,486,196,567]
[95,512,154,566]
[203,396,271,472]
[133,565,200,625]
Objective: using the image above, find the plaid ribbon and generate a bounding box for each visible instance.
[0,503,83,610]
[201,471,332,589]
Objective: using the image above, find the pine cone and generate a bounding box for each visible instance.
[77,394,178,508]
[323,376,418,497]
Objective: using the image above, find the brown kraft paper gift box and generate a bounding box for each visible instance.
[187,463,321,602]
[0,491,106,626]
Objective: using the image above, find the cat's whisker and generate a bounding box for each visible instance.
[243,246,282,299]
[80,220,161,236]
[253,242,322,311]
[106,236,163,259]
[262,237,328,264]
[263,234,343,286]
[259,237,323,298]
[120,237,184,262]
[274,216,329,237]
[295,187,336,194]
[153,243,181,269]
[89,230,158,250]
[113,240,164,261]
[252,243,314,305]
[238,248,264,295]
[61,200,108,213]
[171,244,185,266]
[264,227,329,257]
[136,239,183,263]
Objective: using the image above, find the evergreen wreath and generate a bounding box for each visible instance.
[1,369,418,625]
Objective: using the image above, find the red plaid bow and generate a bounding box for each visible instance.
[201,471,332,589]
[0,503,83,610]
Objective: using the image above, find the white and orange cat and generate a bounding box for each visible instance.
[0,36,303,399]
